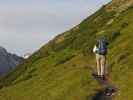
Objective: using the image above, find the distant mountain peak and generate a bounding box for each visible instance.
[0,46,24,76]
[0,46,7,53]
[23,53,31,59]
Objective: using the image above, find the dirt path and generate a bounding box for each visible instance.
[92,74,117,100]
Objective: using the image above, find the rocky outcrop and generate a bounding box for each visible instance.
[106,0,133,12]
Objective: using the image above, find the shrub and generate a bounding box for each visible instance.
[121,22,128,28]
[108,31,121,42]
[55,55,75,66]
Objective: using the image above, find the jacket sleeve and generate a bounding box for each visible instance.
[93,45,98,53]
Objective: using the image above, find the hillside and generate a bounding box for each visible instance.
[0,0,133,100]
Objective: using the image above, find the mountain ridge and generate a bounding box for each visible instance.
[0,46,24,76]
[0,0,133,100]
[106,0,133,12]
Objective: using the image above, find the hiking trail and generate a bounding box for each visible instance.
[91,74,117,100]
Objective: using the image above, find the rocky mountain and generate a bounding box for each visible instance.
[0,47,24,76]
[23,53,31,59]
[0,0,133,100]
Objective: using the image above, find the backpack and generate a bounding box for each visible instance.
[98,38,108,55]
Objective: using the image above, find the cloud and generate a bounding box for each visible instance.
[0,9,57,32]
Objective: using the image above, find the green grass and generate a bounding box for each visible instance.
[0,3,133,100]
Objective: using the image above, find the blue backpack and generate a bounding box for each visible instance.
[98,38,108,55]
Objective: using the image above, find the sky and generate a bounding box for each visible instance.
[0,0,111,56]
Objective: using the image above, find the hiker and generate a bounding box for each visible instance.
[93,36,109,79]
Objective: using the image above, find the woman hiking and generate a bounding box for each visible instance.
[93,36,109,80]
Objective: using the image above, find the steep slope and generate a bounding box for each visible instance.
[106,0,133,12]
[0,0,133,100]
[0,47,24,76]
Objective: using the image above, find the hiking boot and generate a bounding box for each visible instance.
[100,75,107,81]
[92,73,101,78]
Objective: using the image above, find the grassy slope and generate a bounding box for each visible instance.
[0,4,133,100]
